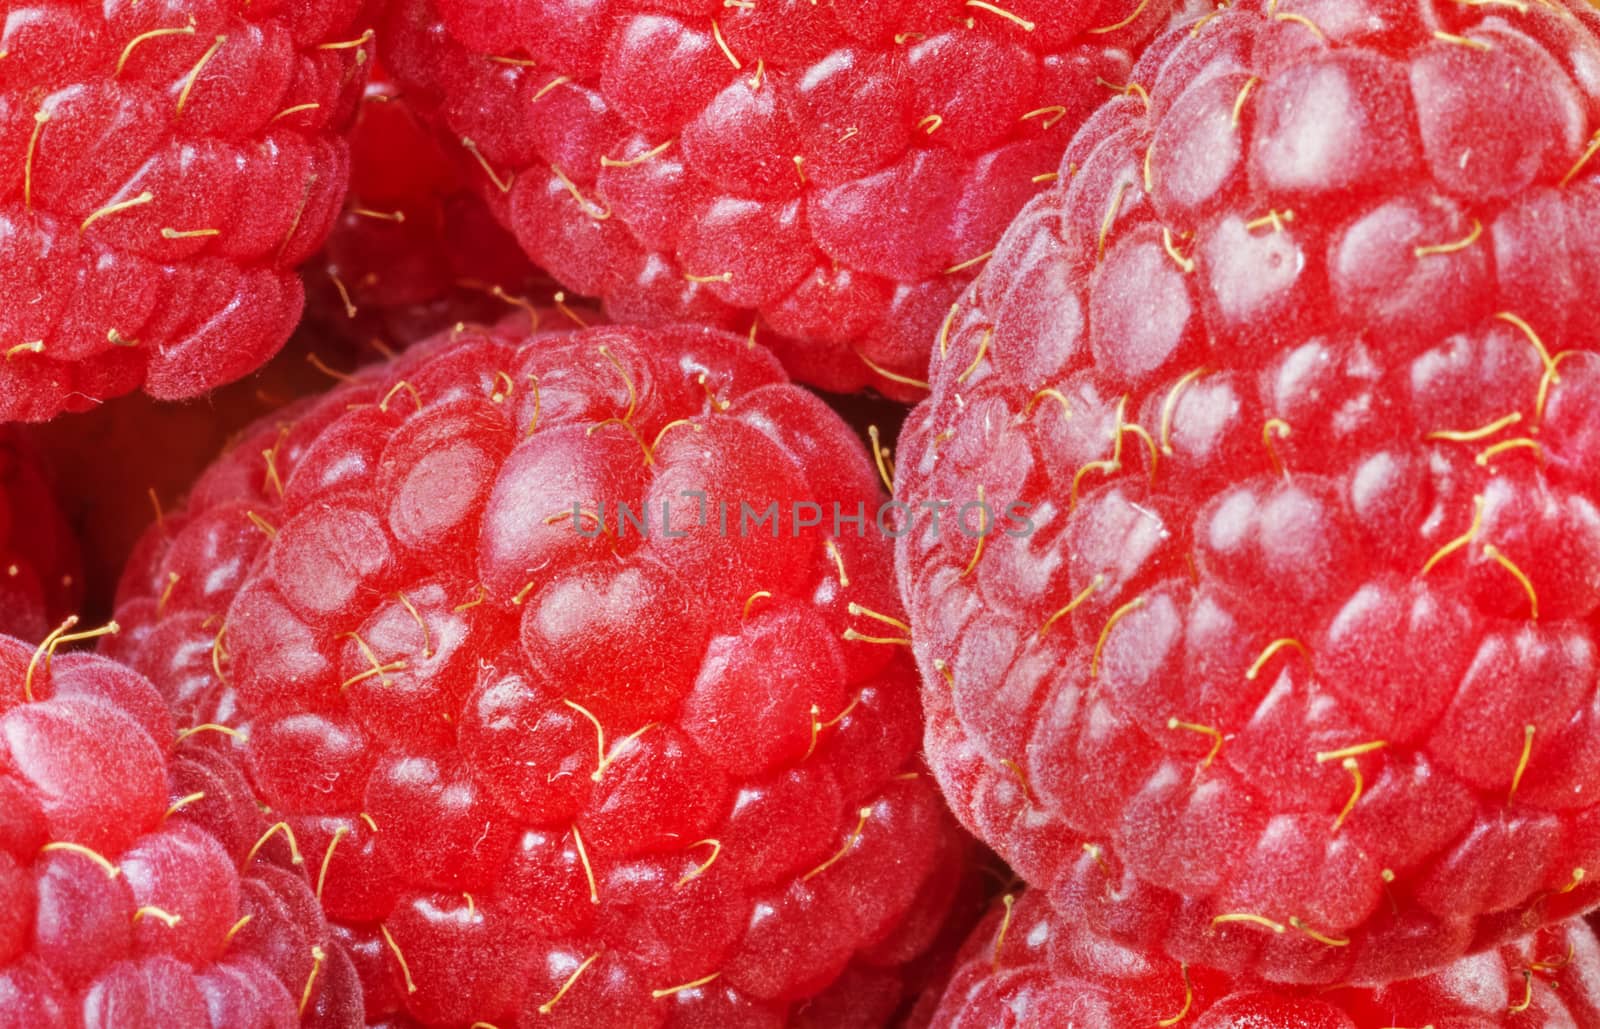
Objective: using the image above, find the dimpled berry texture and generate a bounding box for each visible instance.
[107,318,963,1027]
[896,0,1600,987]
[931,891,1600,1028]
[0,1,374,422]
[0,634,361,1027]
[376,0,1178,401]
[0,430,81,641]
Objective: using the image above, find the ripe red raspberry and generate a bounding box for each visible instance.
[377,0,1180,400]
[108,318,965,1025]
[0,430,81,640]
[896,0,1600,986]
[931,890,1600,1027]
[0,629,359,1025]
[304,77,557,359]
[0,1,375,422]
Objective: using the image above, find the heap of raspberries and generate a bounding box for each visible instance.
[5,0,1600,1024]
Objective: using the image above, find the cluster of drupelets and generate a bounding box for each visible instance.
[6,0,1600,1026]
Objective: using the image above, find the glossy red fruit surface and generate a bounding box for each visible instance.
[108,318,964,1026]
[0,632,359,1026]
[303,76,556,360]
[0,430,81,640]
[896,0,1600,986]
[0,0,375,422]
[932,890,1600,1028]
[377,0,1179,400]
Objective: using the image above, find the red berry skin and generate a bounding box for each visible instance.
[108,319,967,1024]
[0,636,360,1025]
[896,0,1600,986]
[377,0,1182,400]
[0,430,81,641]
[931,890,1600,1028]
[0,1,375,422]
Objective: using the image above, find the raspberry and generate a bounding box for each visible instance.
[108,318,964,1024]
[0,629,359,1025]
[377,0,1179,400]
[0,430,80,641]
[896,0,1600,985]
[931,891,1600,1027]
[304,77,556,359]
[0,1,375,422]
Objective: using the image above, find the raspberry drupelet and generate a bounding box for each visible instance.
[0,0,375,422]
[896,0,1600,986]
[0,430,81,641]
[377,0,1180,400]
[931,890,1600,1028]
[107,317,965,1026]
[0,630,361,1026]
